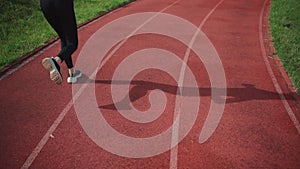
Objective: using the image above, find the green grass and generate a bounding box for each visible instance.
[270,0,300,93]
[0,0,133,70]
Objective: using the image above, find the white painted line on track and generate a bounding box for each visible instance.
[20,1,181,168]
[20,79,88,169]
[169,0,225,168]
[259,0,300,134]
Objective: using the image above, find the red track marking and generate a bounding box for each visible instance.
[0,0,299,169]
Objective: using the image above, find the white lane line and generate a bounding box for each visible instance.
[20,1,181,169]
[99,0,181,69]
[258,0,300,134]
[20,77,89,169]
[169,0,225,168]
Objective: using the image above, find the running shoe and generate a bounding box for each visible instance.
[67,70,82,84]
[42,57,63,84]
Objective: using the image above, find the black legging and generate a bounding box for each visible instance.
[40,0,78,69]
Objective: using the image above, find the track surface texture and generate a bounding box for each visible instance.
[1,0,300,169]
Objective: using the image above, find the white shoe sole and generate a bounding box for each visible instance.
[42,58,63,85]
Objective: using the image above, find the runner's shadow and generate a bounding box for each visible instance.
[76,73,94,83]
[94,79,295,110]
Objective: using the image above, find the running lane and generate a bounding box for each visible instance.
[0,0,299,168]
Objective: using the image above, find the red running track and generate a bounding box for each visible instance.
[1,0,300,168]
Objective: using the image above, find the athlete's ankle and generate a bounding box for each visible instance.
[68,68,75,74]
[54,56,62,64]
